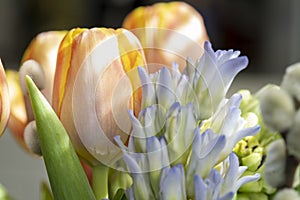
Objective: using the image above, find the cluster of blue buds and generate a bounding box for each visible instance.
[114,42,261,200]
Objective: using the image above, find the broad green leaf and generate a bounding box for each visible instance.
[26,76,95,200]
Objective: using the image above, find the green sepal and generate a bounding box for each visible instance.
[0,184,12,200]
[41,182,53,200]
[112,189,127,200]
[26,76,96,200]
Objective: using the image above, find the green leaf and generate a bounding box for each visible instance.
[26,76,96,200]
[41,182,53,200]
[0,183,12,200]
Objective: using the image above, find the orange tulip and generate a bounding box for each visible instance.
[21,31,67,104]
[6,70,26,148]
[0,60,10,137]
[52,28,147,166]
[123,1,209,72]
[7,31,66,152]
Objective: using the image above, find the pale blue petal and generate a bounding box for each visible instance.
[218,192,234,200]
[194,174,207,200]
[156,67,176,109]
[219,125,260,162]
[160,164,187,200]
[138,67,156,108]
[171,62,181,84]
[235,173,260,192]
[123,154,155,199]
[218,56,248,92]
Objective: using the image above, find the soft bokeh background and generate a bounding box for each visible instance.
[0,0,299,199]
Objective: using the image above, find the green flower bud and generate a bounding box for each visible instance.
[287,110,300,160]
[264,139,286,188]
[241,152,263,171]
[259,86,295,132]
[281,62,300,102]
[273,188,300,200]
[236,192,268,200]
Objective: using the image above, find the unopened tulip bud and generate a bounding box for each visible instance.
[281,62,300,102]
[264,139,286,188]
[273,188,300,200]
[260,86,295,132]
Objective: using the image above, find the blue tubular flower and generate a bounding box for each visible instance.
[186,129,226,196]
[159,164,187,200]
[184,42,249,119]
[138,41,248,120]
[201,94,261,162]
[194,153,260,200]
[114,42,260,199]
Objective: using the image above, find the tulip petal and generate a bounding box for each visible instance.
[22,31,67,103]
[0,61,10,137]
[53,28,147,166]
[123,2,209,72]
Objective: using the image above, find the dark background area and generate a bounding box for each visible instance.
[0,0,299,74]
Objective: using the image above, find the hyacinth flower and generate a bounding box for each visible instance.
[114,42,261,200]
[122,1,209,72]
[6,31,66,153]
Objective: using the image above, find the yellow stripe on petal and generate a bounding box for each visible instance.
[116,28,147,116]
[53,28,87,115]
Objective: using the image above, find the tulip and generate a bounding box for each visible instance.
[122,1,209,72]
[52,27,147,166]
[0,60,10,137]
[21,31,67,103]
[7,31,66,152]
[6,70,27,148]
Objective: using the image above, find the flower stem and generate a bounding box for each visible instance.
[93,163,109,200]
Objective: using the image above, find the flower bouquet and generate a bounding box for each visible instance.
[0,2,299,200]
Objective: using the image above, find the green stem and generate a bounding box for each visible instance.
[93,163,109,200]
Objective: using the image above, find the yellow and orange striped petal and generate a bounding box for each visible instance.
[52,28,147,165]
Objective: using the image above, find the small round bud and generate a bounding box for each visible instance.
[273,188,300,200]
[24,120,42,156]
[281,62,300,102]
[19,59,45,95]
[264,139,286,188]
[287,110,300,161]
[260,86,295,132]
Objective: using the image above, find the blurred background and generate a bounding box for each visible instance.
[0,0,299,199]
[0,0,299,74]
